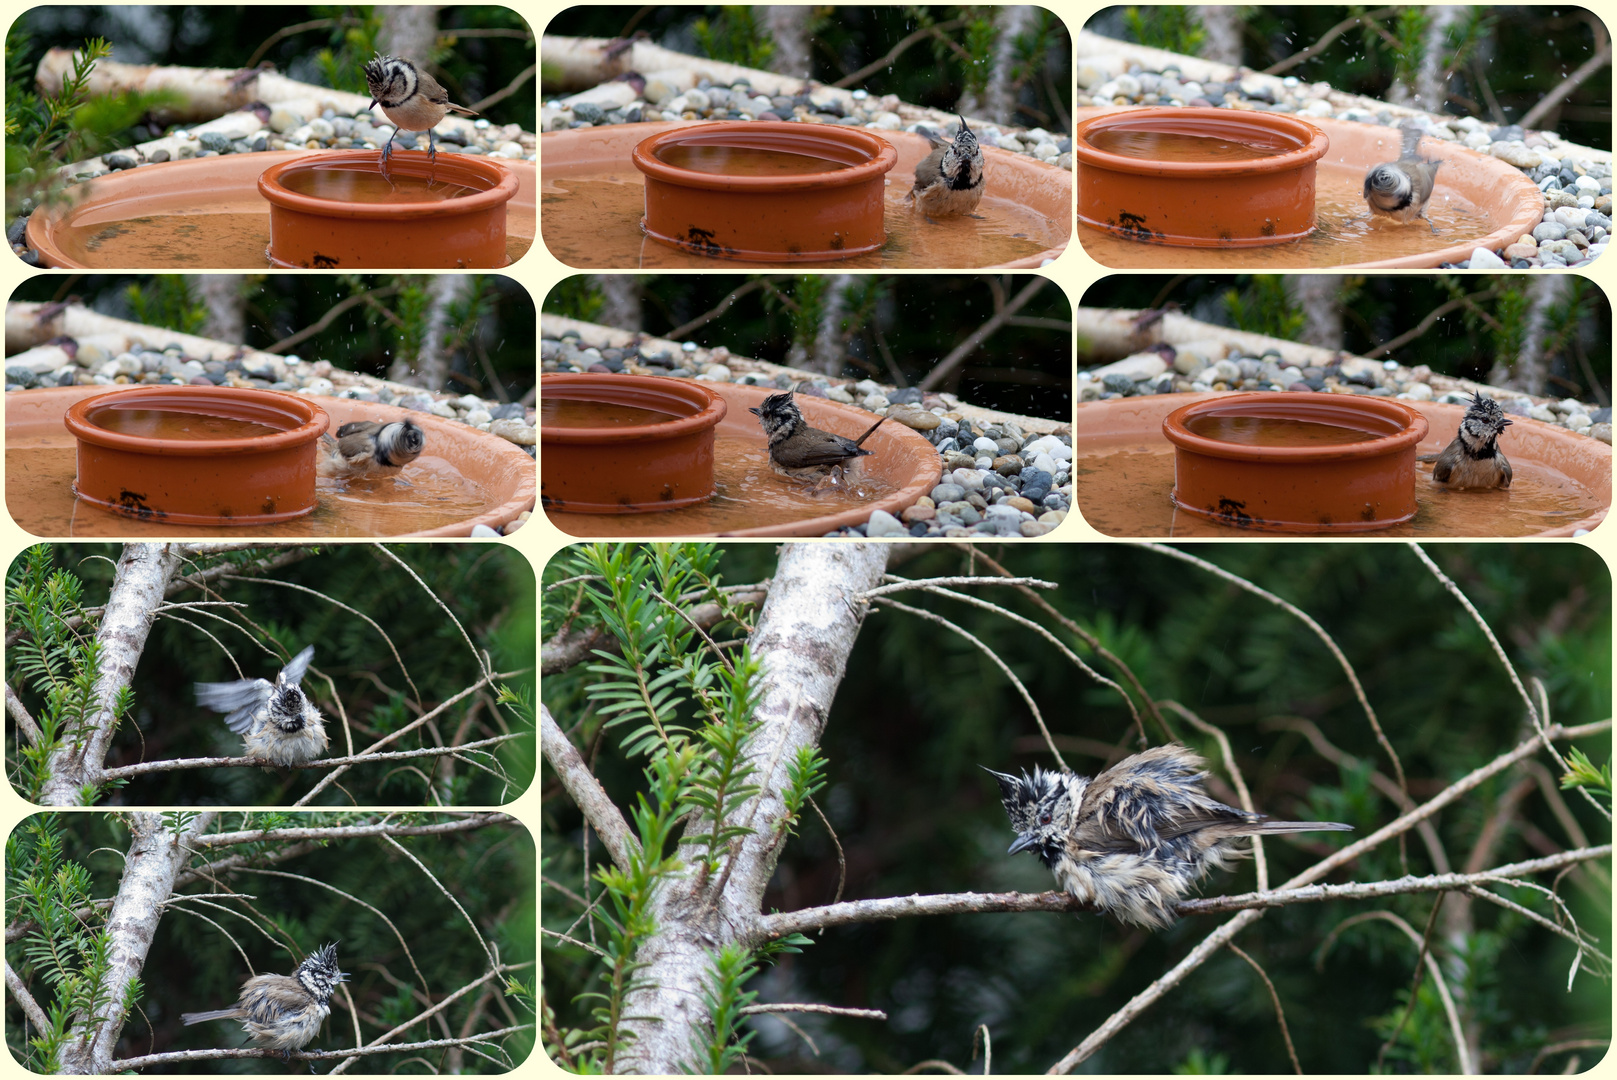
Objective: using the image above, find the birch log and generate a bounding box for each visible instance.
[613,543,890,1073]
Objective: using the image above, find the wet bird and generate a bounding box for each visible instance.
[749,391,887,483]
[180,943,346,1061]
[194,645,328,767]
[906,114,986,223]
[1363,125,1442,231]
[986,744,1353,929]
[316,419,426,481]
[1420,390,1514,490]
[363,54,479,164]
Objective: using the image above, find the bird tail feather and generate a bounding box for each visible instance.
[1246,819,1354,835]
[180,1008,245,1025]
[853,415,888,447]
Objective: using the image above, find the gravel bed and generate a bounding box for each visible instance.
[543,330,1073,538]
[1077,57,1612,269]
[5,344,536,534]
[544,80,1073,173]
[1079,344,1613,445]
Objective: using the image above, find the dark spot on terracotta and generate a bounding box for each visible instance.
[660,485,674,501]
[540,494,559,509]
[115,489,165,521]
[262,496,277,514]
[828,233,844,250]
[312,253,339,268]
[1261,219,1277,236]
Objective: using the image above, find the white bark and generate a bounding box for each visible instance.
[594,275,643,332]
[1415,7,1463,113]
[615,543,890,1073]
[379,6,442,72]
[56,812,217,1073]
[1493,276,1570,394]
[761,6,813,79]
[196,275,245,345]
[38,544,185,806]
[810,275,856,376]
[982,6,1038,125]
[392,274,469,389]
[1285,274,1345,349]
[1195,6,1243,65]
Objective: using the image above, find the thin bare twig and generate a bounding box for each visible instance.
[738,1003,887,1020]
[111,1026,532,1070]
[1227,944,1301,1074]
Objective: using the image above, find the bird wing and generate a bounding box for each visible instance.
[280,645,316,687]
[334,420,380,439]
[1077,744,1240,852]
[195,678,273,734]
[1430,440,1460,482]
[1498,453,1513,488]
[794,433,869,465]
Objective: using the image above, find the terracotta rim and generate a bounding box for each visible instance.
[1073,108,1329,178]
[257,150,519,221]
[1163,392,1430,461]
[540,373,729,443]
[64,385,329,456]
[631,122,899,192]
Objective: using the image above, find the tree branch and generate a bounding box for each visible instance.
[193,813,513,848]
[5,960,49,1033]
[540,703,637,872]
[110,1025,533,1071]
[99,733,527,781]
[918,277,1049,392]
[6,682,42,746]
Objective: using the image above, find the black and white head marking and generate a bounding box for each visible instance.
[1363,162,1414,211]
[295,942,346,1004]
[364,54,417,109]
[376,419,426,467]
[748,391,806,447]
[1457,390,1512,453]
[943,114,984,191]
[982,764,1081,868]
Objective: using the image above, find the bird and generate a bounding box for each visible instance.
[363,54,479,164]
[316,419,426,480]
[1419,390,1514,490]
[749,391,887,483]
[180,943,346,1061]
[905,114,986,223]
[194,645,328,767]
[1363,125,1442,231]
[985,744,1353,929]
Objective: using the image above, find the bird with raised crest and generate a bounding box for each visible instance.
[906,114,986,223]
[749,391,886,484]
[363,54,479,164]
[1420,390,1514,490]
[194,645,328,767]
[180,942,347,1061]
[985,744,1353,929]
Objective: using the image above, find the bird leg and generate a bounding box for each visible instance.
[379,126,398,165]
[427,126,438,165]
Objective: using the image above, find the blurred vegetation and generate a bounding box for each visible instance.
[5,811,535,1073]
[542,542,1611,1074]
[5,543,536,806]
[544,274,1072,417]
[1082,274,1614,405]
[1092,6,1611,151]
[4,6,535,218]
[10,274,537,400]
[542,6,1073,132]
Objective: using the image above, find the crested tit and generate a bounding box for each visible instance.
[1421,390,1514,490]
[181,943,346,1060]
[194,645,328,767]
[317,419,426,480]
[1363,125,1442,231]
[906,114,986,223]
[987,744,1352,929]
[363,54,479,164]
[749,391,887,483]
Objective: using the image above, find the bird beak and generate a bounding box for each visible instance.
[1007,832,1039,856]
[748,406,761,416]
[367,96,379,110]
[1502,417,1514,427]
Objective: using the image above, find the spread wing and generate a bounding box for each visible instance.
[280,645,315,687]
[195,678,273,734]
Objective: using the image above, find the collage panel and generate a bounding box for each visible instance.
[5,274,537,538]
[7,5,537,271]
[4,542,536,806]
[6,810,534,1072]
[1074,273,1612,538]
[541,274,1074,539]
[1075,7,1611,271]
[540,6,1073,270]
[540,540,1611,1073]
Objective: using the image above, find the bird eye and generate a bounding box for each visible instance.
[1039,812,1052,825]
